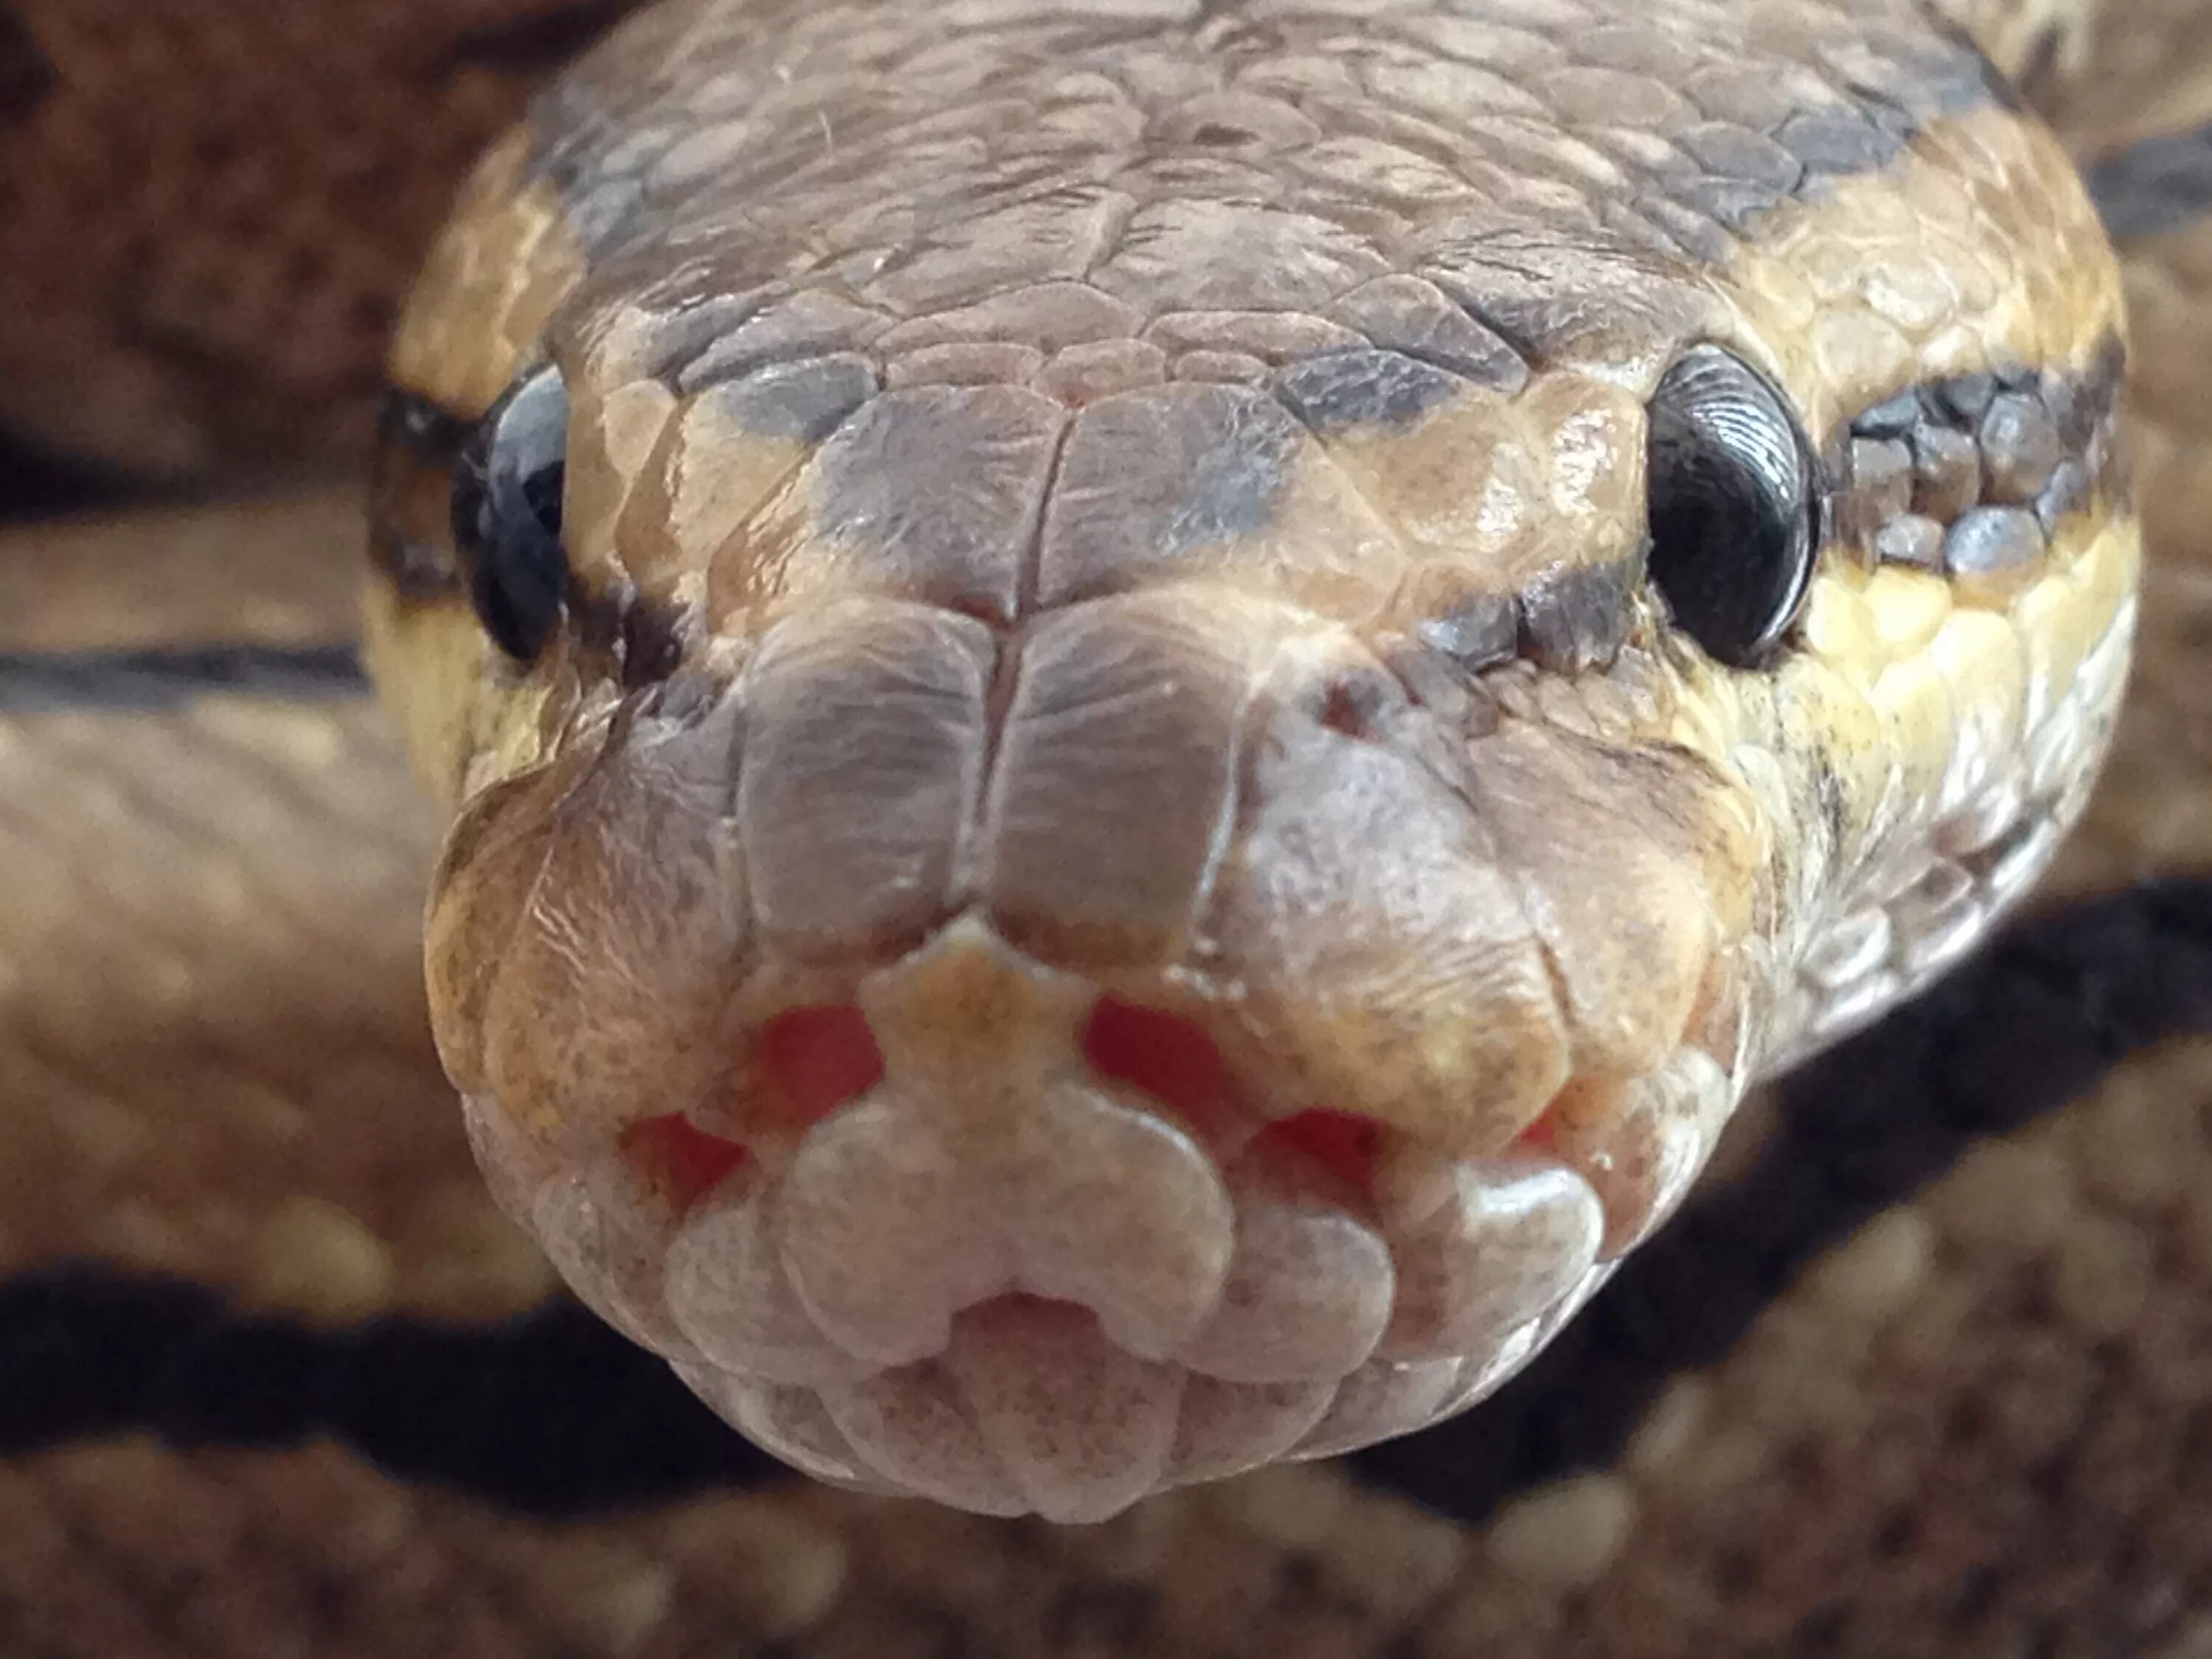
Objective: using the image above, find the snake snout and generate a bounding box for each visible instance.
[427,590,1764,1514]
[450,577,2093,1514]
[450,877,1735,1517]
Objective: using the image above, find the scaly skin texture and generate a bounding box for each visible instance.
[351,0,2139,1517]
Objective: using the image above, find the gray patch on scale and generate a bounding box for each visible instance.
[1273,349,1469,434]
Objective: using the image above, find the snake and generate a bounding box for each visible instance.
[15,19,2212,1647]
[9,0,2212,1644]
[278,0,2143,1525]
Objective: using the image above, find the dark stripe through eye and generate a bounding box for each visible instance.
[1833,338,2125,604]
[2085,120,2212,242]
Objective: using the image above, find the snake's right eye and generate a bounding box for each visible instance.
[1644,346,1819,669]
[452,364,571,662]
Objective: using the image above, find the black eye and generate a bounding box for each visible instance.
[452,364,570,661]
[1644,347,1820,668]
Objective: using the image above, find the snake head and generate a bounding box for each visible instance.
[363,0,2136,1520]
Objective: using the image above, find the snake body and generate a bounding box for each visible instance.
[349,0,2140,1520]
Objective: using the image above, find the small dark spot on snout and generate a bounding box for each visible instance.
[1302,661,1483,797]
[1303,656,1487,799]
[1307,664,1410,742]
[1274,349,1468,434]
[0,9,56,125]
[1318,682,1368,738]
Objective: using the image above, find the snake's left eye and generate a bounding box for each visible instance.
[1644,347,1819,668]
[453,364,570,661]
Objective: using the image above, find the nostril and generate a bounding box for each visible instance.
[1256,1108,1382,1193]
[759,1003,886,1127]
[620,1113,751,1210]
[1318,681,1368,736]
[1081,995,1242,1141]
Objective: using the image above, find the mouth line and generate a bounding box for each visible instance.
[461,947,1741,1517]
